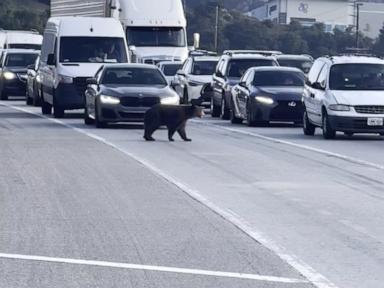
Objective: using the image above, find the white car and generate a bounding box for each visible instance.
[157,61,183,84]
[303,55,384,139]
[174,55,219,104]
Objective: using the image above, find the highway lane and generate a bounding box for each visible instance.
[0,102,312,288]
[2,100,384,288]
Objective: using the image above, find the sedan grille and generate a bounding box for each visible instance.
[120,96,160,107]
[269,100,304,121]
[354,106,384,114]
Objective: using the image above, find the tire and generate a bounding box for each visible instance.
[41,90,52,115]
[26,94,33,105]
[220,96,230,120]
[246,103,257,127]
[95,101,107,128]
[84,105,95,125]
[210,97,220,117]
[0,90,8,100]
[33,84,41,107]
[230,107,243,124]
[183,89,189,104]
[53,105,65,118]
[322,111,336,139]
[303,111,316,136]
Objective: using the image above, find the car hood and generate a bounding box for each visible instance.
[188,75,213,84]
[332,90,384,106]
[256,86,304,100]
[58,63,105,78]
[5,67,28,73]
[100,85,177,98]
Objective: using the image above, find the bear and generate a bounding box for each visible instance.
[143,101,204,142]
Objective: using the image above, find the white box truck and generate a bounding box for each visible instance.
[50,0,189,64]
[0,30,43,50]
[39,17,129,118]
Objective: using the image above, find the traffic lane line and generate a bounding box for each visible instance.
[0,253,308,284]
[193,120,384,171]
[0,102,337,288]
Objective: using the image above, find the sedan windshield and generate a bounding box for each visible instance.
[5,53,38,67]
[162,64,182,76]
[330,64,384,90]
[227,59,277,78]
[60,37,128,63]
[102,68,167,86]
[192,61,218,75]
[253,71,305,87]
[127,27,186,47]
[277,59,313,73]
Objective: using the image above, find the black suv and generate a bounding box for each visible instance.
[211,51,279,119]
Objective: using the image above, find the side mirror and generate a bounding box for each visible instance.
[176,69,186,76]
[239,81,247,87]
[312,81,325,90]
[47,54,56,66]
[86,78,98,85]
[27,64,35,70]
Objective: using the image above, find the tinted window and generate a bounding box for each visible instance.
[162,64,182,76]
[127,27,186,47]
[227,59,277,78]
[102,68,167,86]
[8,44,41,50]
[192,61,218,75]
[60,37,128,63]
[253,71,305,87]
[5,53,39,67]
[277,59,313,73]
[329,64,384,91]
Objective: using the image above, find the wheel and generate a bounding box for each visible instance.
[0,90,8,100]
[230,108,243,124]
[41,90,52,115]
[95,101,107,128]
[322,111,336,139]
[303,111,316,136]
[220,97,230,120]
[33,84,42,107]
[246,103,257,127]
[210,97,220,117]
[26,94,33,105]
[53,105,65,118]
[84,105,95,125]
[183,89,189,104]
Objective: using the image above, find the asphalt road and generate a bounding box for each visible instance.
[1,99,384,288]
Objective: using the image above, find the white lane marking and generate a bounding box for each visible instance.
[194,121,384,171]
[0,253,307,284]
[0,102,339,288]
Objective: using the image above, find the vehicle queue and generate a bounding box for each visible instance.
[1,16,384,140]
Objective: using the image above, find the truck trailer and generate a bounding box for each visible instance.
[50,0,188,64]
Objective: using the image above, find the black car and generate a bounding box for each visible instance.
[230,67,305,126]
[84,64,180,128]
[0,49,39,100]
[211,51,279,119]
[26,55,41,106]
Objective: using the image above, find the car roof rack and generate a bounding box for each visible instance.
[189,49,218,57]
[223,50,282,57]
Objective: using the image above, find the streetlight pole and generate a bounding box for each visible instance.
[355,2,363,49]
[214,5,219,52]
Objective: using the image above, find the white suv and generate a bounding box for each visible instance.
[303,55,384,139]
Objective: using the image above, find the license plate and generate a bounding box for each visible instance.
[367,118,384,126]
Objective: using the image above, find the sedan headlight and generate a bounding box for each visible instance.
[255,96,274,105]
[3,71,16,80]
[100,95,120,105]
[328,104,350,111]
[161,95,180,105]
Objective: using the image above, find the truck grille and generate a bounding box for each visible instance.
[354,106,384,114]
[120,96,160,107]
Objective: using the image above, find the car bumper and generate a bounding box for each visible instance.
[252,100,304,122]
[98,104,151,123]
[328,115,384,133]
[2,78,27,96]
[54,82,86,110]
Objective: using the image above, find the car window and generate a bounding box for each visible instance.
[226,59,277,78]
[5,53,39,67]
[253,71,305,87]
[163,64,182,76]
[316,65,328,86]
[307,60,325,85]
[329,64,384,91]
[277,59,313,74]
[216,59,225,75]
[102,68,167,86]
[192,61,218,75]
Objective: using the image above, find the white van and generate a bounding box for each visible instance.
[0,30,43,50]
[39,17,129,118]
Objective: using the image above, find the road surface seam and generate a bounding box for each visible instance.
[0,102,339,288]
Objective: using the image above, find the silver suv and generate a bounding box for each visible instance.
[303,55,384,139]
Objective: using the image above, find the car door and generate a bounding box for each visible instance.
[212,58,227,104]
[311,64,328,124]
[305,60,325,125]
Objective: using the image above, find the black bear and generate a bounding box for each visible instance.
[143,102,204,142]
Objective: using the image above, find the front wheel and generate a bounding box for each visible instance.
[26,93,33,105]
[84,105,95,125]
[0,90,8,100]
[95,101,107,128]
[210,97,220,118]
[322,112,336,139]
[220,97,230,120]
[41,90,52,115]
[230,108,243,124]
[53,105,65,118]
[303,111,316,136]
